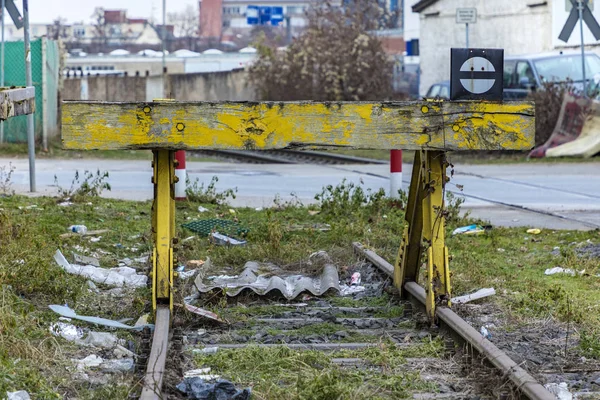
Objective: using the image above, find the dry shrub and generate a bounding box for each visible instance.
[249,0,396,101]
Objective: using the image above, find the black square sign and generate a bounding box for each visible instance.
[450,48,504,101]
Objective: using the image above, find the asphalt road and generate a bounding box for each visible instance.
[2,157,600,230]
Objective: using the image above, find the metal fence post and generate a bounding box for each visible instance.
[1,0,5,144]
[23,0,35,191]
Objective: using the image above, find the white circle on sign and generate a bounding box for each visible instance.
[459,57,495,94]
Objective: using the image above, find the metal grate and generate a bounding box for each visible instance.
[181,219,248,237]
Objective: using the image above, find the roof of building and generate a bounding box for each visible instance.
[412,0,439,13]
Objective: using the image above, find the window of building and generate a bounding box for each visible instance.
[223,7,240,15]
[74,27,86,37]
[286,6,304,14]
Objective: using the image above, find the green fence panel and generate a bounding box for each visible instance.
[1,38,58,143]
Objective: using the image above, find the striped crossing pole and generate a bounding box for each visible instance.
[390,150,402,198]
[174,150,186,200]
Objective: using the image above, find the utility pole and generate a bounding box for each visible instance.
[162,0,166,87]
[1,0,5,144]
[23,0,35,191]
[578,0,587,98]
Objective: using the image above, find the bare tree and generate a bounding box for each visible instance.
[249,0,395,101]
[91,7,108,52]
[48,17,67,40]
[167,4,199,49]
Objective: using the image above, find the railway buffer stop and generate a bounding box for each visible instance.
[61,49,535,397]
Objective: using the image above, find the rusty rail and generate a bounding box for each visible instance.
[139,306,170,400]
[352,242,555,400]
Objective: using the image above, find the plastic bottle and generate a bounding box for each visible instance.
[68,225,88,234]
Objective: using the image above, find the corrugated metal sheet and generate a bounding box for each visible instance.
[194,262,340,300]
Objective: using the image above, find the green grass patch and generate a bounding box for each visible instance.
[194,345,438,399]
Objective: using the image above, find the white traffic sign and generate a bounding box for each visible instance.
[450,48,504,101]
[459,57,495,94]
[456,8,477,24]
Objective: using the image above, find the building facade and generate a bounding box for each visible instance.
[413,0,555,95]
[199,0,341,42]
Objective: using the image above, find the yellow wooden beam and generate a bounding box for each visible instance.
[62,100,535,151]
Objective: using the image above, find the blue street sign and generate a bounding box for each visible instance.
[271,6,284,26]
[247,5,259,25]
[259,6,271,25]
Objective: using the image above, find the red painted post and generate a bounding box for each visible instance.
[390,150,403,198]
[175,150,186,200]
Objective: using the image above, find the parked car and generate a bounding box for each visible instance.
[504,51,600,99]
[425,80,450,99]
[425,51,600,100]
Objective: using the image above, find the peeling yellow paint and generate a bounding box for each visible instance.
[62,100,535,151]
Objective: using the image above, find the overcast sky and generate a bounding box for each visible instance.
[12,0,197,24]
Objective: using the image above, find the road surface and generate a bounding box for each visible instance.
[2,157,599,230]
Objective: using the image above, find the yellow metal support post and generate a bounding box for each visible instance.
[395,150,451,321]
[421,151,451,320]
[151,150,175,311]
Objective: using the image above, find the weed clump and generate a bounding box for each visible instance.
[315,179,387,218]
[186,176,237,205]
[54,169,111,202]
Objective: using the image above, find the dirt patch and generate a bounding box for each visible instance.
[454,302,600,395]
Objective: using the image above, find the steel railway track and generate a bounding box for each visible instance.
[139,246,555,400]
[193,149,387,165]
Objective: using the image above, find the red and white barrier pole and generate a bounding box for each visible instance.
[175,150,186,200]
[390,150,402,198]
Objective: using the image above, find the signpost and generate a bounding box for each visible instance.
[559,0,600,97]
[456,8,476,48]
[450,48,504,101]
[247,5,284,26]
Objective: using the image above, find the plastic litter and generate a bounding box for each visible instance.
[80,331,122,348]
[452,224,485,236]
[184,304,225,323]
[113,344,135,358]
[68,225,88,234]
[452,288,496,304]
[287,223,331,232]
[480,326,491,339]
[526,228,542,235]
[54,250,148,288]
[74,354,103,370]
[134,314,150,328]
[101,358,135,373]
[198,206,209,212]
[544,382,573,400]
[49,322,84,341]
[60,229,111,239]
[188,260,205,268]
[176,378,251,400]
[179,270,197,280]
[184,368,220,380]
[192,346,219,354]
[49,304,152,331]
[350,272,361,286]
[339,284,366,296]
[545,267,576,276]
[73,253,100,267]
[210,232,247,246]
[6,391,31,400]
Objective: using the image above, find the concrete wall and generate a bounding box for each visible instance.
[63,76,147,101]
[63,69,256,102]
[167,70,254,101]
[417,0,552,95]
